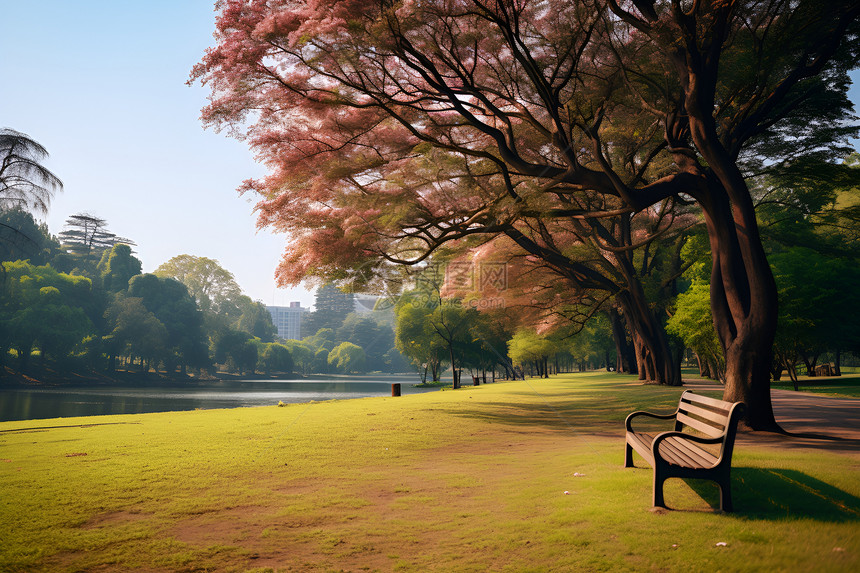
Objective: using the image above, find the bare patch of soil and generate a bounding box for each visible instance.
[82,510,152,530]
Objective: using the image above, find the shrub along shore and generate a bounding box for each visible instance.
[1,372,858,572]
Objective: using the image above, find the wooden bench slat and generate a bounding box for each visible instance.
[676,412,724,437]
[680,401,730,427]
[660,438,710,468]
[663,436,718,468]
[657,440,696,467]
[668,436,719,466]
[681,392,731,410]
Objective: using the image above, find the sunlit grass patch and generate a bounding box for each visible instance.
[1,372,858,572]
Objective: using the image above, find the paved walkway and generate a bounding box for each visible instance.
[684,380,860,454]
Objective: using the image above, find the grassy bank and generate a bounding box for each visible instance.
[1,373,858,572]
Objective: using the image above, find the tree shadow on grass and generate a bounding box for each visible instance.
[440,399,631,434]
[440,383,684,433]
[684,467,860,521]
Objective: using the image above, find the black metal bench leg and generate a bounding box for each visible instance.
[718,479,733,512]
[624,443,634,467]
[653,470,667,508]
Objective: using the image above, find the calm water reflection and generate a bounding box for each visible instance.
[0,375,433,422]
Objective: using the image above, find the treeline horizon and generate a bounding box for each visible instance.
[0,207,629,383]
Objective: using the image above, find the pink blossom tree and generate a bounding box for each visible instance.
[193,0,859,430]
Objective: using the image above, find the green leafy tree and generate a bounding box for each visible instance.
[337,313,394,368]
[9,286,92,368]
[382,346,411,374]
[259,343,293,375]
[304,283,355,336]
[1,261,95,370]
[411,267,480,387]
[770,247,860,381]
[563,314,616,373]
[282,339,315,375]
[470,306,518,380]
[312,347,331,374]
[98,243,142,293]
[327,342,366,374]
[394,292,447,383]
[507,330,557,378]
[154,254,242,316]
[57,213,134,274]
[235,295,277,342]
[104,296,168,372]
[668,282,725,381]
[127,274,209,374]
[0,207,60,265]
[303,328,337,353]
[213,328,257,374]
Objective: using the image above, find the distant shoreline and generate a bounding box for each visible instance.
[0,366,300,389]
[0,366,426,390]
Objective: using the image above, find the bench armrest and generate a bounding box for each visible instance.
[625,409,677,432]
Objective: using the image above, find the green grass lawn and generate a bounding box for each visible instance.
[1,373,858,572]
[771,374,860,398]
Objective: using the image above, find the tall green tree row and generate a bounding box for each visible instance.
[0,210,288,378]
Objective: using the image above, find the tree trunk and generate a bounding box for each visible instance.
[834,349,842,376]
[659,38,782,429]
[608,308,638,374]
[617,289,678,385]
[672,342,683,386]
[692,175,780,430]
[695,353,710,378]
[800,350,819,377]
[610,309,629,372]
[770,358,783,382]
[633,333,646,381]
[782,354,799,391]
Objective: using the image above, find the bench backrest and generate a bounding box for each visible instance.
[674,390,742,439]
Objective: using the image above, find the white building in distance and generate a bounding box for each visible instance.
[266,302,304,340]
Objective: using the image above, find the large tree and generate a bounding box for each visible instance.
[57,213,134,260]
[0,129,62,214]
[98,243,142,293]
[0,208,60,265]
[194,0,859,429]
[394,290,448,382]
[1,261,95,370]
[104,296,169,372]
[127,273,210,374]
[155,254,243,316]
[337,312,395,365]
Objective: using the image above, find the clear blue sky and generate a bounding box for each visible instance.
[1,1,858,309]
[0,0,315,308]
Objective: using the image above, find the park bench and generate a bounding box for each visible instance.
[624,390,745,512]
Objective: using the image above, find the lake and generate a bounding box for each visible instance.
[0,374,435,422]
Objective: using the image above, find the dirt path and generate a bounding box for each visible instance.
[685,380,860,453]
